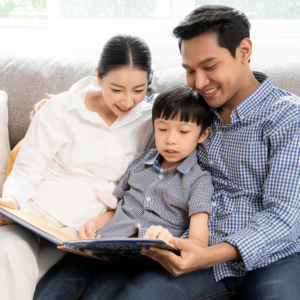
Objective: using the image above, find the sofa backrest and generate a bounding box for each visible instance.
[0,55,299,149]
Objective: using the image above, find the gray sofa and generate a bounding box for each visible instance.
[0,55,300,150]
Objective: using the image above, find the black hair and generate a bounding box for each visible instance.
[97,34,152,78]
[173,5,251,58]
[152,85,213,135]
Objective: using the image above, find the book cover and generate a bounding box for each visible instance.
[0,205,179,260]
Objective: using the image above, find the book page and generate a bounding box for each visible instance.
[0,205,77,243]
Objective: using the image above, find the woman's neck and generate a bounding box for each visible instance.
[85,91,118,127]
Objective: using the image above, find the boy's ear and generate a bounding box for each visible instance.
[95,68,102,87]
[198,127,210,144]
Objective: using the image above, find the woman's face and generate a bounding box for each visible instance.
[96,67,148,117]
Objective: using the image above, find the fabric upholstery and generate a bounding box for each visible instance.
[0,55,97,149]
[6,139,23,178]
[0,91,10,196]
[149,62,300,97]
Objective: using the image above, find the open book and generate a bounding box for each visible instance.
[0,205,180,260]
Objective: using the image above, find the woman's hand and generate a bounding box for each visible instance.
[143,225,174,244]
[29,93,54,122]
[79,219,101,239]
[0,195,20,227]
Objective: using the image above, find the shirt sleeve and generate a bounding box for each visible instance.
[3,96,66,211]
[225,99,300,271]
[188,169,213,217]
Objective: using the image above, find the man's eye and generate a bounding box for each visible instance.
[187,70,195,74]
[205,64,217,70]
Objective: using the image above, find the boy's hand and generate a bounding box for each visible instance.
[143,225,174,244]
[79,220,101,239]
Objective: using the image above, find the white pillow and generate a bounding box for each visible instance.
[0,91,10,197]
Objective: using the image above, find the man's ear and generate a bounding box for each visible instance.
[198,127,210,144]
[237,38,252,64]
[95,68,102,87]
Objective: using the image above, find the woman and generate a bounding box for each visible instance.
[0,34,156,300]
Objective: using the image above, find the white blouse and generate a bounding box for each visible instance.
[3,76,154,230]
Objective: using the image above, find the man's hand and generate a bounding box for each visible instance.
[0,195,20,227]
[141,238,241,277]
[29,93,54,122]
[143,225,174,244]
[79,219,101,239]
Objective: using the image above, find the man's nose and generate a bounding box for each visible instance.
[195,71,210,91]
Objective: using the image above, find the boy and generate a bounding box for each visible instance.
[79,85,214,245]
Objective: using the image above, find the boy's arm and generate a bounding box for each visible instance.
[188,212,209,248]
[79,210,116,239]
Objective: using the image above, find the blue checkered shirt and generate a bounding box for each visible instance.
[189,71,300,282]
[97,149,213,238]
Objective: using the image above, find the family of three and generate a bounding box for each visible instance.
[1,5,300,300]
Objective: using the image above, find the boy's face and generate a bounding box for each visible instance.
[181,32,246,111]
[154,118,210,169]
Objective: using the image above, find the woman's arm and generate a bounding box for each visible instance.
[3,95,67,211]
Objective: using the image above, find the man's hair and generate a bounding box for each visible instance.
[152,85,213,135]
[173,5,251,58]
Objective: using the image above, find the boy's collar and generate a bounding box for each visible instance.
[144,149,198,174]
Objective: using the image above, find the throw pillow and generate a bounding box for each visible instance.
[0,91,11,197]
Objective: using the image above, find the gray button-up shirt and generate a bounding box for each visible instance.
[97,149,213,238]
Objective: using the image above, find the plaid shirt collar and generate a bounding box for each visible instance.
[210,72,272,124]
[144,149,198,174]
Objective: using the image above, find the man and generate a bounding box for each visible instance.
[34,5,300,300]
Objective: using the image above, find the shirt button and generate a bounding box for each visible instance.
[136,223,141,228]
[146,197,151,201]
[209,160,214,165]
[212,202,216,207]
[159,174,163,179]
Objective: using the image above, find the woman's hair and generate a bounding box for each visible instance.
[97,35,152,78]
[173,5,251,59]
[152,85,213,135]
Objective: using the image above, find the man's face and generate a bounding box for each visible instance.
[181,33,244,110]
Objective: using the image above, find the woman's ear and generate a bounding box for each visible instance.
[95,68,102,87]
[198,127,210,144]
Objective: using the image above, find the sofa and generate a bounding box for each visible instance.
[0,54,300,279]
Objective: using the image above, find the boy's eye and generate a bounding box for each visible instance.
[135,90,144,93]
[180,131,189,134]
[112,89,122,92]
[159,129,167,132]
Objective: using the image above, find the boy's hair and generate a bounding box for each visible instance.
[173,5,251,59]
[152,85,213,135]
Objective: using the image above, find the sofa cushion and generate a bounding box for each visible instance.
[0,55,97,149]
[149,61,300,97]
[0,91,11,196]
